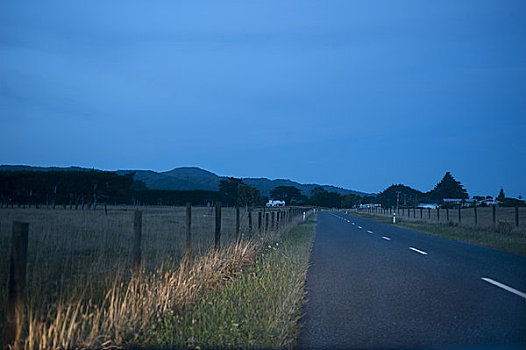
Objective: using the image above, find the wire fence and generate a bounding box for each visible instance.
[1,204,310,346]
[355,205,525,230]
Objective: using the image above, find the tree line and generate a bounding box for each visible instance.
[1,170,523,209]
[0,171,363,208]
[375,172,525,208]
[0,170,220,207]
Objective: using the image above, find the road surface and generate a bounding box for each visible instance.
[298,212,526,349]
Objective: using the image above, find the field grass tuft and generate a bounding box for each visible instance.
[151,217,317,349]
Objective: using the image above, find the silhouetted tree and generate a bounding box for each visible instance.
[428,172,468,201]
[309,187,341,208]
[270,186,303,204]
[237,184,261,207]
[377,184,424,208]
[340,193,362,208]
[496,188,505,202]
[361,195,378,205]
[219,177,243,206]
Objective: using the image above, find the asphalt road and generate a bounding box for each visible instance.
[298,212,526,349]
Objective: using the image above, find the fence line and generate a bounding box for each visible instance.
[6,222,28,346]
[133,210,142,275]
[2,205,310,346]
[356,205,524,229]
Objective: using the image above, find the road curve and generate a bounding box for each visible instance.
[297,212,526,349]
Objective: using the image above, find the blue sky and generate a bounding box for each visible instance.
[1,1,525,197]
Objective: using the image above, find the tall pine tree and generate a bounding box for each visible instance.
[429,172,468,201]
[496,188,505,201]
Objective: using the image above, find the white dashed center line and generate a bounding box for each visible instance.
[481,278,526,299]
[358,226,362,229]
[352,223,355,225]
[367,230,373,234]
[409,247,428,255]
[382,236,391,241]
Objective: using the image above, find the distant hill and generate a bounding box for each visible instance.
[241,177,363,197]
[0,165,367,197]
[116,167,221,192]
[117,167,366,197]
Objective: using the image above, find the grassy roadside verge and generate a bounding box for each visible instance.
[348,211,526,256]
[151,216,317,349]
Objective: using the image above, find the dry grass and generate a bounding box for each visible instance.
[22,242,260,349]
[0,206,304,349]
[152,216,317,349]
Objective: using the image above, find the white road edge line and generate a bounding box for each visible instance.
[382,236,391,241]
[481,278,526,300]
[367,230,373,234]
[409,247,428,255]
[352,223,355,225]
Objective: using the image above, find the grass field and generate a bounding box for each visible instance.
[358,206,526,229]
[349,209,526,256]
[1,205,306,349]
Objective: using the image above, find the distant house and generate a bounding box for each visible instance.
[359,203,381,209]
[417,203,439,209]
[442,198,463,206]
[479,198,500,206]
[442,198,474,207]
[266,200,285,207]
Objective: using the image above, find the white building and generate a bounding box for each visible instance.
[266,200,285,207]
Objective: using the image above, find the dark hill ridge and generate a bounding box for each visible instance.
[0,165,367,197]
[116,167,221,192]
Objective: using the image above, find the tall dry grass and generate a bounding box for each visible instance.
[22,242,260,349]
[1,206,305,349]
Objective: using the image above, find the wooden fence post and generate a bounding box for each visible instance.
[420,208,423,219]
[276,210,280,230]
[248,210,253,239]
[133,210,142,274]
[474,205,478,225]
[428,208,431,219]
[235,206,240,244]
[437,208,440,222]
[215,201,222,250]
[271,212,275,230]
[516,206,519,227]
[458,206,462,224]
[492,205,496,225]
[185,202,191,258]
[6,222,29,346]
[265,212,269,233]
[446,208,449,222]
[258,211,262,233]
